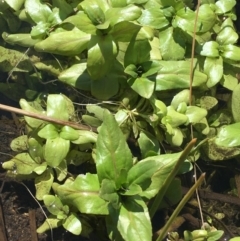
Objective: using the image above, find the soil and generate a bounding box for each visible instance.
[0,102,240,241]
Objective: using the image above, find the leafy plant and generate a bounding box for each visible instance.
[1,0,240,240]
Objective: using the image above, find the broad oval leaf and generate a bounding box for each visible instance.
[185,106,207,123]
[38,124,59,139]
[96,110,133,188]
[62,213,82,235]
[25,0,52,23]
[43,137,70,167]
[117,197,152,241]
[35,29,90,56]
[215,123,240,147]
[56,173,108,214]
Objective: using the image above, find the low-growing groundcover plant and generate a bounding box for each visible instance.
[1,0,240,240]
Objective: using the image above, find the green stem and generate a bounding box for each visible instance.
[156,172,206,241]
[149,138,197,218]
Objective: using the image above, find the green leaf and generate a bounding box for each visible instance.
[44,137,70,167]
[138,8,169,29]
[2,153,39,175]
[87,35,117,80]
[215,0,236,14]
[203,137,240,161]
[139,152,183,199]
[34,29,90,56]
[232,83,240,122]
[43,195,65,216]
[64,13,97,35]
[60,126,79,141]
[171,89,190,110]
[155,61,207,91]
[127,77,155,99]
[158,178,182,209]
[221,44,240,61]
[37,216,62,233]
[46,94,70,121]
[124,39,151,66]
[215,123,240,147]
[185,106,207,123]
[38,124,59,139]
[117,197,152,241]
[80,0,106,25]
[25,0,52,23]
[56,173,108,214]
[111,21,141,42]
[159,27,186,60]
[198,4,216,32]
[62,213,82,235]
[173,8,201,32]
[105,5,142,26]
[200,41,219,57]
[5,0,24,11]
[166,127,184,146]
[2,32,41,47]
[127,160,157,193]
[99,179,120,208]
[216,18,238,45]
[138,131,160,158]
[96,110,133,188]
[167,106,188,127]
[71,130,98,144]
[10,135,28,152]
[58,63,91,91]
[35,169,54,200]
[204,57,223,88]
[91,73,119,100]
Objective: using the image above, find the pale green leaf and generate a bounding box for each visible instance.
[44,137,70,167]
[232,83,240,122]
[62,213,82,235]
[35,169,54,200]
[56,173,108,214]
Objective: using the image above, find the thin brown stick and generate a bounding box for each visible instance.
[29,209,38,241]
[0,103,97,132]
[0,197,8,241]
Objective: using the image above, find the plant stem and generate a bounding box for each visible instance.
[149,138,197,218]
[155,172,206,241]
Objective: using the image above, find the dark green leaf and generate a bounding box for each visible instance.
[91,74,119,100]
[138,131,160,158]
[99,179,120,208]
